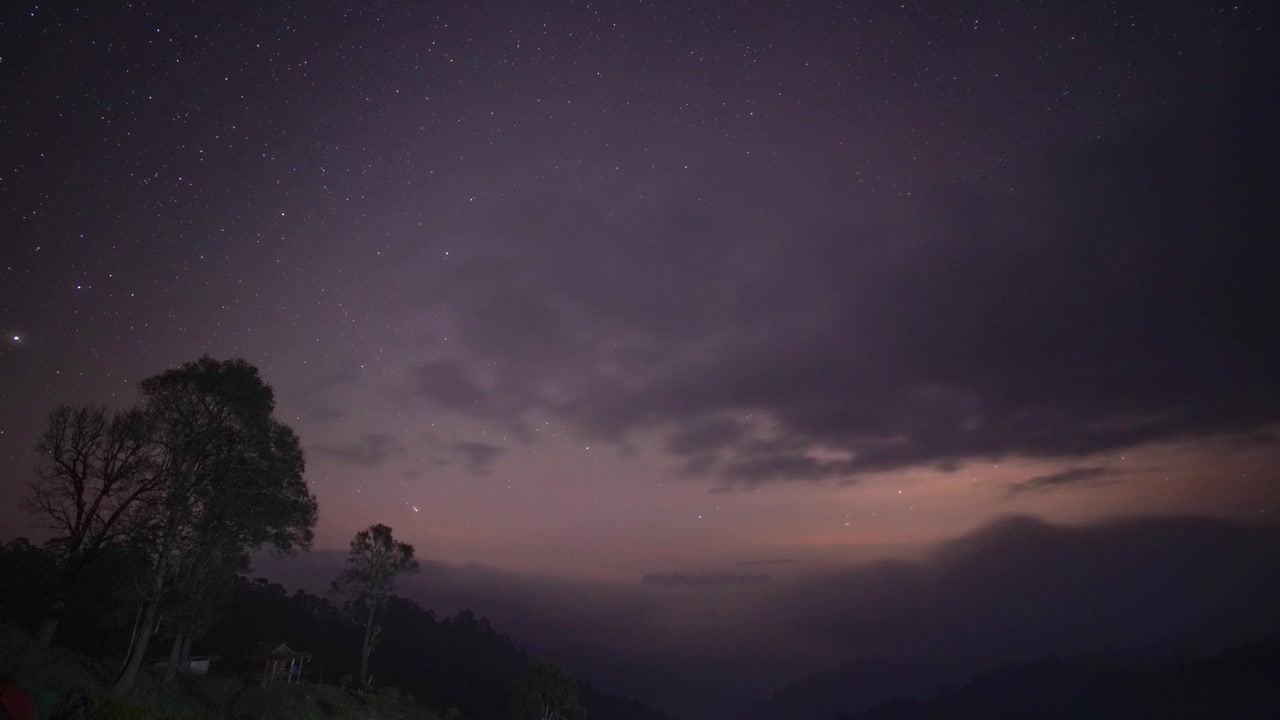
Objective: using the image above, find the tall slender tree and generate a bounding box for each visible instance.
[332,523,419,686]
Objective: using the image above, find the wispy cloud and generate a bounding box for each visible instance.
[1006,466,1120,496]
[453,440,504,474]
[640,571,773,589]
[313,433,405,466]
[736,558,797,567]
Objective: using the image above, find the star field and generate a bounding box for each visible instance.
[1,1,1278,584]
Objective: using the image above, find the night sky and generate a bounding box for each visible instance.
[2,2,1279,716]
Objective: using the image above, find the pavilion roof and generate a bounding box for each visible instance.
[249,642,313,660]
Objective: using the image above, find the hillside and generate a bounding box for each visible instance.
[844,637,1280,720]
[0,539,671,720]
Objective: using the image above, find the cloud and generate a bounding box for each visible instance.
[410,359,490,410]
[397,68,1280,487]
[452,440,504,474]
[312,433,405,466]
[667,416,748,456]
[640,571,773,589]
[720,454,855,484]
[281,364,363,396]
[782,515,1280,664]
[255,515,1280,720]
[1006,466,1120,495]
[736,558,797,567]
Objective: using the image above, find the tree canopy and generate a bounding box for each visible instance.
[25,404,155,645]
[332,523,420,685]
[22,356,319,695]
[515,662,585,720]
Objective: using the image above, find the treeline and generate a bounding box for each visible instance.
[198,577,667,720]
[1,355,671,720]
[0,541,669,720]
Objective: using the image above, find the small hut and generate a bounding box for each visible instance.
[249,642,312,685]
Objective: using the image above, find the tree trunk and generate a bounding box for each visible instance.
[36,610,62,648]
[359,604,375,686]
[118,600,145,678]
[112,553,168,698]
[180,634,193,673]
[112,592,160,697]
[163,632,184,683]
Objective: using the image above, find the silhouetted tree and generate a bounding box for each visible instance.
[111,356,318,697]
[514,662,584,720]
[332,523,419,686]
[24,404,155,646]
[0,538,59,629]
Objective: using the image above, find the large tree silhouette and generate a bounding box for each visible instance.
[109,356,318,697]
[332,523,419,686]
[25,404,156,647]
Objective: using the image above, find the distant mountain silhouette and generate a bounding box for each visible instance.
[753,656,963,720]
[841,635,1280,720]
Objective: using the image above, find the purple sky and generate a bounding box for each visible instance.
[2,2,1279,716]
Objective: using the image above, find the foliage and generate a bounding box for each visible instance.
[2,564,670,720]
[0,539,152,662]
[197,577,666,720]
[0,538,59,628]
[106,357,318,695]
[331,524,419,685]
[48,687,103,720]
[332,524,421,610]
[129,356,318,559]
[514,662,584,720]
